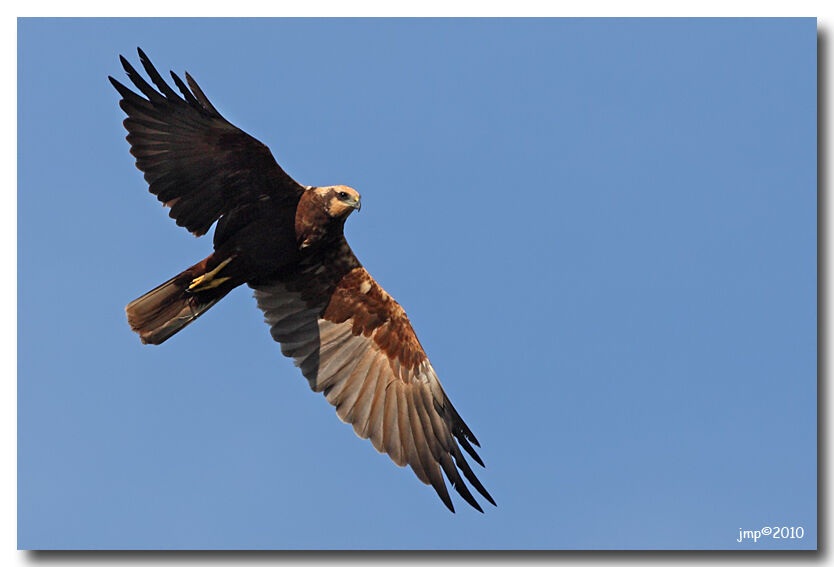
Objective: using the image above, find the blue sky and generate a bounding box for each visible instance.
[18,18,816,549]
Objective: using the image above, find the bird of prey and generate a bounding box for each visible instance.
[110,49,494,513]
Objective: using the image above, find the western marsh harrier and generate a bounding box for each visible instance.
[111,49,494,513]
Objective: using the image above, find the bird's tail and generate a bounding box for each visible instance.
[125,254,239,345]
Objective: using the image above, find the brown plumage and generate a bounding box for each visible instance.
[112,49,494,513]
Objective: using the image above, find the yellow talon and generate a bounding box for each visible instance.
[188,257,233,292]
[189,276,231,291]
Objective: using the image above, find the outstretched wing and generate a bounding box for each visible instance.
[110,48,305,236]
[252,242,495,513]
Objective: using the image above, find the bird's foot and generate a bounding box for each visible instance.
[188,257,233,292]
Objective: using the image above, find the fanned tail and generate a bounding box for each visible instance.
[125,254,237,345]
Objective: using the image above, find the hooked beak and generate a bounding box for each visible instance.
[352,197,361,212]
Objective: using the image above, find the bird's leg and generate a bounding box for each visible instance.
[188,257,233,292]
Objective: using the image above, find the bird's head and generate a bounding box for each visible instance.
[315,185,362,219]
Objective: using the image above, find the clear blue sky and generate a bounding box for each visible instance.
[18,18,816,550]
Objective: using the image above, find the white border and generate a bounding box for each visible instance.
[6,2,830,566]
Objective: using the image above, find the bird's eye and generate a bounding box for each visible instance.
[338,191,349,200]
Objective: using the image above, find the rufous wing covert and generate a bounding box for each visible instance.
[112,48,494,513]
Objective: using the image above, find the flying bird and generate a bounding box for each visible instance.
[110,49,494,513]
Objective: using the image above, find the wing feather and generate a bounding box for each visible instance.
[383,379,405,466]
[334,348,377,421]
[110,49,304,236]
[365,362,389,454]
[397,382,419,476]
[406,386,455,511]
[351,355,385,439]
[170,71,202,107]
[251,243,494,512]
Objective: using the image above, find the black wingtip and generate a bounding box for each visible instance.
[457,435,485,467]
[183,70,224,118]
[169,71,200,107]
[479,486,496,508]
[459,486,483,513]
[108,75,129,96]
[137,48,150,67]
[463,490,485,513]
[119,54,138,76]
[442,498,456,514]
[483,490,497,507]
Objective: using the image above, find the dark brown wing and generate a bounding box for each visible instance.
[110,48,305,236]
[251,241,495,513]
